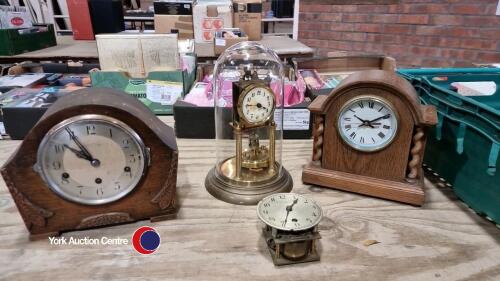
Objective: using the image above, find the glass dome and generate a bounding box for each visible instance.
[205,42,293,205]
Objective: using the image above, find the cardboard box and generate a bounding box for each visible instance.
[91,69,195,115]
[0,6,32,29]
[96,34,179,78]
[213,29,248,55]
[154,1,193,15]
[154,14,194,39]
[2,87,84,140]
[293,55,396,100]
[174,100,311,139]
[173,63,312,139]
[193,0,232,44]
[195,42,215,57]
[233,0,262,41]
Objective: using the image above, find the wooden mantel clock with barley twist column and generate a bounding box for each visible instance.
[302,70,437,206]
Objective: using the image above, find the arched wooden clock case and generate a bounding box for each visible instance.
[302,70,437,206]
[1,88,178,240]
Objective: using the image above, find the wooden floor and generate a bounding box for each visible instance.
[0,117,499,281]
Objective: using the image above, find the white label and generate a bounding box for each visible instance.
[215,38,226,46]
[496,1,500,15]
[452,81,497,97]
[146,80,183,105]
[274,109,310,131]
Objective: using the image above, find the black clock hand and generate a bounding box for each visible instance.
[65,127,100,167]
[368,114,391,124]
[283,198,299,227]
[354,115,374,128]
[246,103,268,110]
[287,198,299,211]
[63,144,92,161]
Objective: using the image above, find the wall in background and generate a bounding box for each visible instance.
[298,0,500,67]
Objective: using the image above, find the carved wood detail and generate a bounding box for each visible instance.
[312,115,325,164]
[151,151,178,210]
[407,127,425,181]
[76,212,133,229]
[1,169,53,229]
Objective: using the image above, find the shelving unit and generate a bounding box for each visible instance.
[261,0,299,39]
[47,0,72,35]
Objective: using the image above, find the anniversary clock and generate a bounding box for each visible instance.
[302,70,437,205]
[1,88,178,239]
[205,42,293,205]
[257,193,322,266]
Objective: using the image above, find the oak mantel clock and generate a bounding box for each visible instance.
[302,70,437,205]
[1,88,178,240]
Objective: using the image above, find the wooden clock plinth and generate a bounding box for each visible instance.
[302,165,425,205]
[302,70,437,206]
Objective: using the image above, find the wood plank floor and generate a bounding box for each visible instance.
[0,117,499,281]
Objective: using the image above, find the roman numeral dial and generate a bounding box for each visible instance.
[337,97,398,152]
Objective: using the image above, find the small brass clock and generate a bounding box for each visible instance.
[205,42,293,205]
[257,193,322,266]
[236,83,275,127]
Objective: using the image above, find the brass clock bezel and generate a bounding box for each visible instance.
[336,95,399,152]
[236,83,276,127]
[35,114,150,206]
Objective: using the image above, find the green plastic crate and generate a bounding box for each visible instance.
[398,68,500,224]
[0,24,56,56]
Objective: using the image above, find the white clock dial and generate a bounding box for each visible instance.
[338,96,398,152]
[240,86,275,124]
[36,114,148,205]
[257,193,322,231]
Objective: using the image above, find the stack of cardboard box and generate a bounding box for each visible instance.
[154,0,195,40]
[153,0,263,57]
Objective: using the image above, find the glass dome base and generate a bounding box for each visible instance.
[205,166,293,205]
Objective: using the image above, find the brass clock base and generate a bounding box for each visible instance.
[205,167,293,205]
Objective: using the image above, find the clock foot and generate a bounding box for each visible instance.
[205,166,293,205]
[150,208,178,222]
[302,164,425,206]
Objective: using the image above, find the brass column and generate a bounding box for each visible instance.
[269,122,276,172]
[235,125,242,179]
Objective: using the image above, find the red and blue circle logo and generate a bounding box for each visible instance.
[132,226,161,255]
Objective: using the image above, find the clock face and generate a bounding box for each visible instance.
[238,85,275,125]
[36,114,149,205]
[338,96,398,152]
[257,193,322,231]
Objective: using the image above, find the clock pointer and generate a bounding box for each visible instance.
[368,114,391,124]
[354,115,374,128]
[65,127,100,167]
[282,198,299,227]
[246,103,267,110]
[63,144,91,161]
